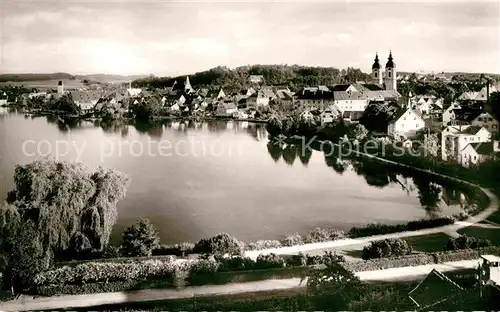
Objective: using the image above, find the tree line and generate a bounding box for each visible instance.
[132,65,371,92]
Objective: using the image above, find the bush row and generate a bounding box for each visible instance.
[35,258,191,286]
[36,246,500,296]
[344,246,500,272]
[348,217,455,238]
[151,228,345,257]
[36,252,324,290]
[35,278,176,296]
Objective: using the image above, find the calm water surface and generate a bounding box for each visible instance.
[0,108,465,244]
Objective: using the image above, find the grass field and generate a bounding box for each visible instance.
[404,233,450,253]
[457,226,500,246]
[485,211,500,225]
[0,79,86,89]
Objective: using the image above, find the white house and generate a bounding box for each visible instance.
[471,112,499,136]
[300,110,315,122]
[70,91,102,111]
[233,110,248,119]
[441,125,491,162]
[216,88,226,100]
[247,89,276,108]
[442,103,461,126]
[0,92,7,105]
[320,108,339,125]
[460,142,496,168]
[171,103,180,111]
[387,108,425,139]
[332,91,369,113]
[126,88,142,97]
[215,102,238,117]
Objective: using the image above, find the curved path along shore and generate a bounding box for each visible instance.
[245,148,499,260]
[0,145,497,311]
[0,259,482,312]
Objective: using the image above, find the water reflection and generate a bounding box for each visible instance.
[266,142,282,162]
[264,139,475,218]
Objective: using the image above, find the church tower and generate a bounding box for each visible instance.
[384,51,397,91]
[184,76,193,93]
[371,53,383,85]
[57,80,64,95]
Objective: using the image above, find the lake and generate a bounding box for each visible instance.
[0,107,467,245]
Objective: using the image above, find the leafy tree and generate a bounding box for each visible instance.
[102,245,121,258]
[360,102,397,132]
[132,97,161,121]
[361,238,412,260]
[347,124,368,141]
[68,231,92,258]
[194,233,244,258]
[414,179,442,218]
[444,235,491,251]
[307,253,365,310]
[47,94,80,114]
[5,160,131,261]
[486,91,500,121]
[121,218,160,257]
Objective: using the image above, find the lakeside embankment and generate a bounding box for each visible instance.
[0,258,484,312]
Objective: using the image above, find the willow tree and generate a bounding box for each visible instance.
[5,160,131,259]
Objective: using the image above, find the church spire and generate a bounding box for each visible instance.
[372,53,381,69]
[184,76,193,91]
[386,50,395,68]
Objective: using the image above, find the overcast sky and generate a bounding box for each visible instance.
[1,0,499,76]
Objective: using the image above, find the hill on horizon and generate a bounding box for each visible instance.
[0,73,148,84]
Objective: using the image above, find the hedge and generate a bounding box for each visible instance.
[344,253,436,272]
[344,246,500,272]
[35,258,191,287]
[348,217,455,238]
[153,242,196,256]
[35,278,176,296]
[34,246,500,296]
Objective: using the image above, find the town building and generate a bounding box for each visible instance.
[69,91,102,111]
[471,112,499,136]
[387,107,425,139]
[441,125,491,161]
[57,80,64,95]
[371,51,397,92]
[460,142,497,167]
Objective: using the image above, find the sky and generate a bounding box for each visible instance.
[1,0,499,76]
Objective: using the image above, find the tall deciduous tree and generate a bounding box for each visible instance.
[307,253,365,310]
[4,160,131,262]
[121,218,160,257]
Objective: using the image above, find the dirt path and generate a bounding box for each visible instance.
[245,150,499,260]
[0,259,482,312]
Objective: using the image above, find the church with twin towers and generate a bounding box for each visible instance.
[371,51,397,92]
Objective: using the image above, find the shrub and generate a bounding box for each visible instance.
[344,253,436,272]
[121,218,160,257]
[304,227,344,243]
[246,240,282,251]
[255,253,286,270]
[34,258,188,287]
[281,233,304,247]
[194,233,244,257]
[218,256,255,272]
[306,255,324,265]
[188,256,219,276]
[153,242,195,257]
[285,253,307,267]
[102,245,121,258]
[362,239,413,260]
[444,235,492,251]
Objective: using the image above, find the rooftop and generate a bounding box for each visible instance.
[481,254,500,263]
